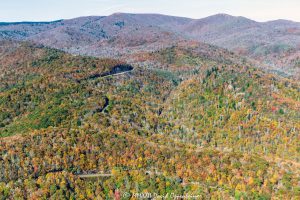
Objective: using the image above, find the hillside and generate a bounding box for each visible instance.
[181,14,300,78]
[0,14,188,57]
[0,40,299,199]
[1,13,300,79]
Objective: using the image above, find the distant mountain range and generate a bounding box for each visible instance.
[1,13,300,78]
[1,14,300,199]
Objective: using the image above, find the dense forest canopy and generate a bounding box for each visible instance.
[0,39,299,199]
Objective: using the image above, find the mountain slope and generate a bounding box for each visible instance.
[0,41,299,198]
[181,14,300,78]
[1,13,300,79]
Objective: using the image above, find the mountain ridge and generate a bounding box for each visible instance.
[0,39,299,199]
[1,13,300,75]
[0,10,300,197]
[2,12,300,23]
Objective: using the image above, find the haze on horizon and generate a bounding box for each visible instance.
[1,0,300,22]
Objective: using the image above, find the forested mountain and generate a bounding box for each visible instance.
[1,13,300,79]
[0,37,299,199]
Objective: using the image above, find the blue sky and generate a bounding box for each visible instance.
[1,0,300,22]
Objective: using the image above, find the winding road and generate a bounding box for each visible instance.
[87,64,134,81]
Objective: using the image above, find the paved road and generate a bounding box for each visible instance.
[78,173,112,178]
[99,68,134,79]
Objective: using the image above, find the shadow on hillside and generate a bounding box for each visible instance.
[69,64,134,83]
